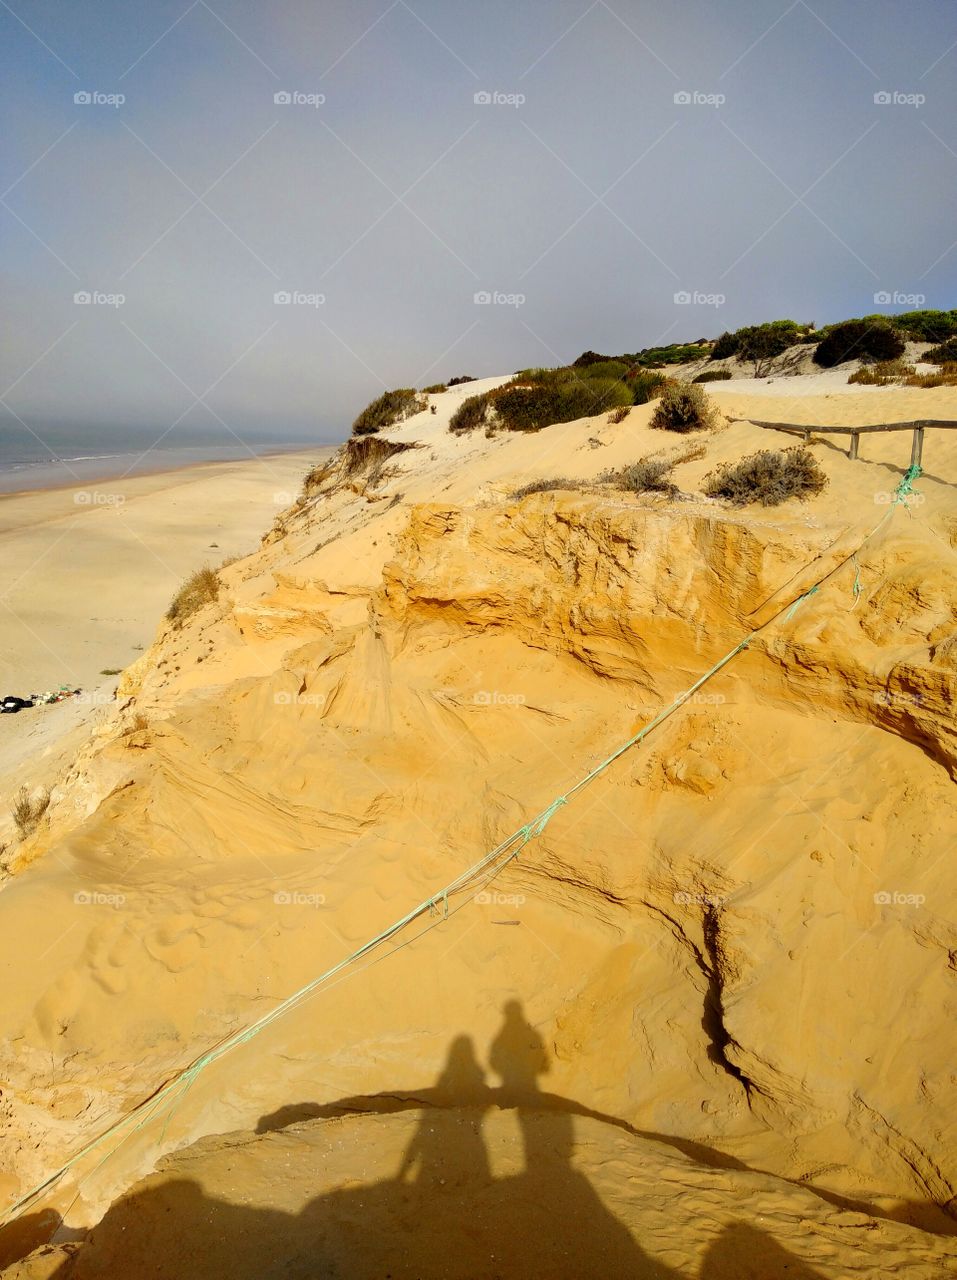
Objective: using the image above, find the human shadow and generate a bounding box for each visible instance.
[698,1222,827,1278]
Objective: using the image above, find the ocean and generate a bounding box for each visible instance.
[0,425,322,495]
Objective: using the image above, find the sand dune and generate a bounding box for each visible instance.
[1,376,956,1275]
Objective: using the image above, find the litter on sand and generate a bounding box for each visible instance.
[2,686,82,714]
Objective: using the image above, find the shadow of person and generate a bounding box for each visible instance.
[489,998,549,1104]
[395,1034,492,1185]
[698,1222,827,1279]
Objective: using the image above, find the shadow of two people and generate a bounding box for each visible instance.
[11,1001,827,1278]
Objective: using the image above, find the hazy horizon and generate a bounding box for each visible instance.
[3,0,956,452]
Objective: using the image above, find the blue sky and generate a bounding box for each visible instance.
[2,0,956,443]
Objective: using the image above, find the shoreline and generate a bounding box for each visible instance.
[0,442,336,500]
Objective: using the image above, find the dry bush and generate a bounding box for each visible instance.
[704,447,827,507]
[166,566,220,624]
[509,477,581,499]
[607,405,630,424]
[342,436,415,479]
[352,388,427,436]
[904,362,957,388]
[651,383,717,433]
[12,785,50,838]
[601,457,677,495]
[848,359,915,386]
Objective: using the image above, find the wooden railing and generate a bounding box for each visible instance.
[731,419,957,467]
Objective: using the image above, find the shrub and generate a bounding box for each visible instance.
[651,383,717,433]
[924,337,957,364]
[735,320,803,375]
[167,566,220,624]
[813,320,904,367]
[12,785,50,838]
[607,405,630,424]
[351,388,426,435]
[422,383,446,394]
[572,350,615,367]
[710,331,740,360]
[494,378,631,430]
[628,369,668,404]
[693,369,733,383]
[904,362,957,388]
[449,391,493,433]
[848,359,914,386]
[601,457,676,495]
[510,477,580,499]
[578,359,631,383]
[890,310,957,343]
[704,447,827,506]
[447,375,475,386]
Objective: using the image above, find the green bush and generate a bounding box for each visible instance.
[628,369,668,404]
[650,383,716,433]
[735,320,803,374]
[351,388,427,436]
[710,331,740,360]
[422,383,446,394]
[813,320,904,368]
[578,359,631,383]
[447,375,475,386]
[494,377,631,431]
[924,336,957,364]
[693,369,733,383]
[572,350,614,367]
[890,310,957,343]
[449,391,493,433]
[704,447,827,506]
[848,359,914,386]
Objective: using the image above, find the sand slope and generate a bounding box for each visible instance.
[1,377,956,1272]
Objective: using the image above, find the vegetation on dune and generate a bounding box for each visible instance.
[704,447,827,507]
[510,476,581,499]
[693,369,733,383]
[813,319,905,368]
[601,457,677,496]
[650,383,717,433]
[12,785,50,839]
[450,365,636,434]
[167,565,220,624]
[447,374,475,386]
[904,361,957,388]
[848,359,915,386]
[924,336,957,364]
[352,388,427,436]
[422,383,446,394]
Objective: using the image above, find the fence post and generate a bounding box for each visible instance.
[910,424,925,469]
[849,432,859,461]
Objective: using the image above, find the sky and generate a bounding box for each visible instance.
[2,0,956,447]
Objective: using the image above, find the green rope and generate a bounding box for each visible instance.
[3,464,924,1227]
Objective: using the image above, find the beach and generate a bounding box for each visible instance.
[0,449,329,696]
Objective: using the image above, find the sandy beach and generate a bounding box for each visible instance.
[0,449,329,697]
